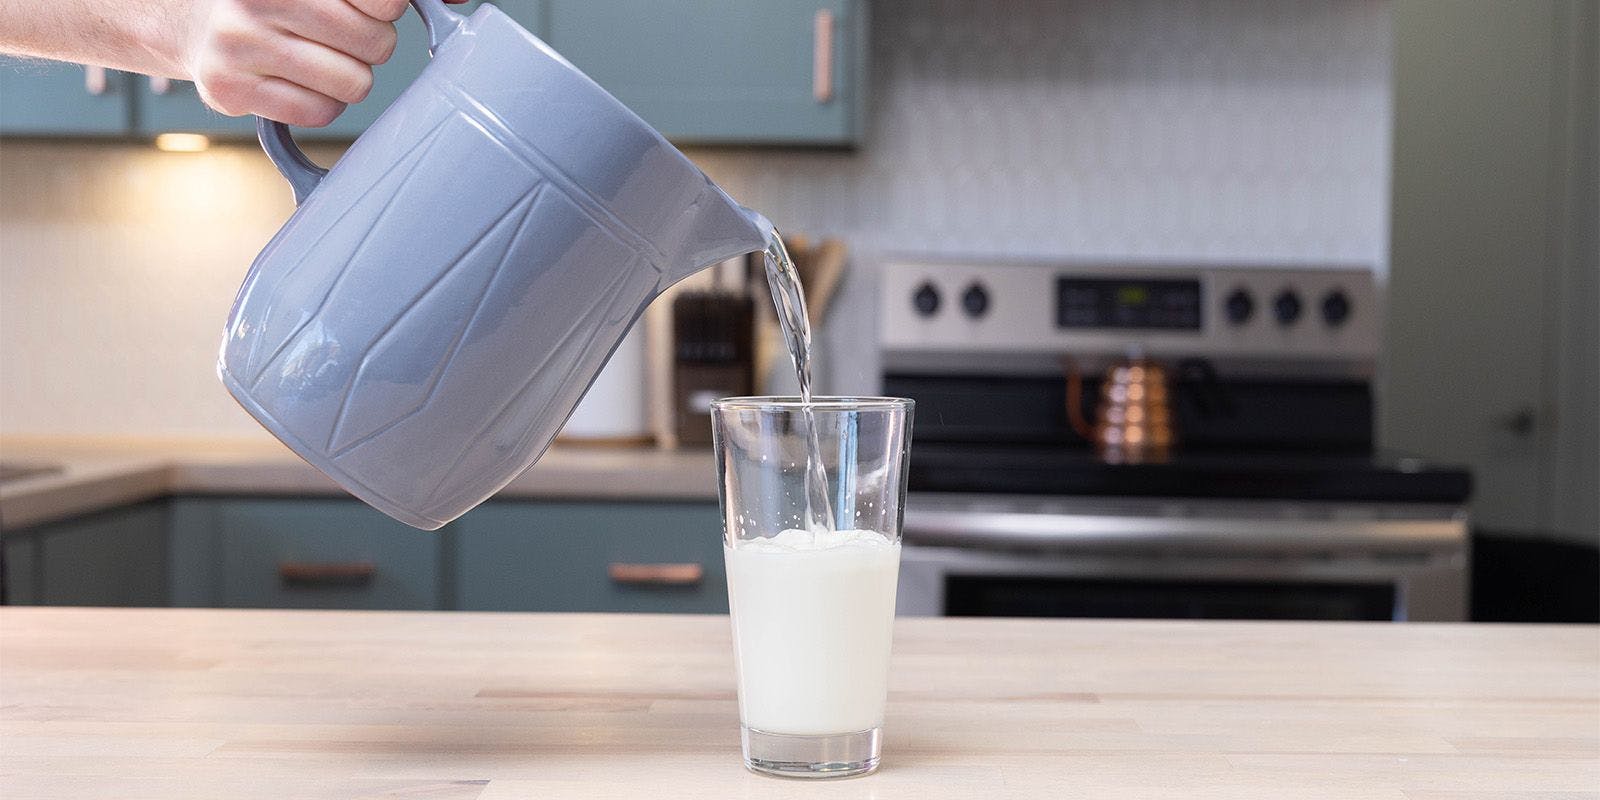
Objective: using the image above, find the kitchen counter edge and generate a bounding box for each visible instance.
[0,438,718,532]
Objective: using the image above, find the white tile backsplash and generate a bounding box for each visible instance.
[692,0,1391,266]
[0,0,1390,436]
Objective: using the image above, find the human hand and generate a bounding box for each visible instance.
[180,0,469,127]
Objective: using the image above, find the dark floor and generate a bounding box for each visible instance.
[1472,533,1600,623]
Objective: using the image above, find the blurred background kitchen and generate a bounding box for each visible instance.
[2,0,1595,622]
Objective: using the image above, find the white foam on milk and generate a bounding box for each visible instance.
[737,528,893,553]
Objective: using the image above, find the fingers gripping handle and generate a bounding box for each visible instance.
[255,0,465,205]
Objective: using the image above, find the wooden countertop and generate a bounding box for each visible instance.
[0,437,717,530]
[1,608,1595,798]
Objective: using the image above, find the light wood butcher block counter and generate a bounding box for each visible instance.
[1,609,1595,799]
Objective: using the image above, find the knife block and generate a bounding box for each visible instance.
[672,291,755,445]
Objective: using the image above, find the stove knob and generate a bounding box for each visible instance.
[1224,288,1254,325]
[961,282,990,318]
[1273,290,1302,326]
[1321,289,1351,327]
[912,282,941,317]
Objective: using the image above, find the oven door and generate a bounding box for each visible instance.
[897,495,1469,621]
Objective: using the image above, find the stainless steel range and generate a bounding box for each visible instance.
[880,260,1471,621]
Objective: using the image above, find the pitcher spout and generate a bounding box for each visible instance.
[667,185,771,282]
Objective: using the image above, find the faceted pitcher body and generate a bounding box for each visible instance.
[221,3,766,529]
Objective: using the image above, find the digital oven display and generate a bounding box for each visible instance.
[1056,277,1203,330]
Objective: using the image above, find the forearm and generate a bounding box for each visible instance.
[0,0,190,77]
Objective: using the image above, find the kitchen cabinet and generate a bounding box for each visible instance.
[170,498,441,610]
[1,503,167,606]
[1,2,861,145]
[1,536,37,604]
[454,501,727,613]
[134,0,543,139]
[541,0,866,145]
[0,60,130,136]
[4,496,724,613]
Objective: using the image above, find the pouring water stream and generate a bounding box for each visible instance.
[759,228,837,538]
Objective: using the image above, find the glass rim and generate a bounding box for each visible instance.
[710,396,914,412]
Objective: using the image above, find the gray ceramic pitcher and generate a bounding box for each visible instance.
[221,0,769,529]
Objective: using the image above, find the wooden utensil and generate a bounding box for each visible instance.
[799,239,848,327]
[749,236,849,395]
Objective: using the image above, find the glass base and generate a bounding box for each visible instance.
[741,725,881,779]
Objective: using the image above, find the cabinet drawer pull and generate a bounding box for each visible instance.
[813,8,835,104]
[278,561,375,587]
[149,75,172,95]
[607,562,703,586]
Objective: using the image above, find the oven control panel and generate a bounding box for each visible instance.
[1056,277,1203,330]
[881,261,1380,364]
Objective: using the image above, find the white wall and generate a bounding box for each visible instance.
[0,0,1393,437]
[0,142,316,439]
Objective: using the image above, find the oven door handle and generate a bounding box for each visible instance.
[902,508,1466,554]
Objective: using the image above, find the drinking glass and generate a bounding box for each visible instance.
[711,397,913,778]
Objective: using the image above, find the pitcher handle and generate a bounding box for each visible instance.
[255,0,466,205]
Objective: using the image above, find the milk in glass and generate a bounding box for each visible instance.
[724,528,901,735]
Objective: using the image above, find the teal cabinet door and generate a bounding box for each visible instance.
[134,1,543,139]
[542,0,866,145]
[454,501,727,613]
[166,497,225,607]
[211,498,441,609]
[1,503,169,606]
[3,536,38,604]
[0,60,130,136]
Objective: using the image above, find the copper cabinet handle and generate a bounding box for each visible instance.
[812,8,835,104]
[83,66,107,96]
[278,561,376,587]
[607,563,704,586]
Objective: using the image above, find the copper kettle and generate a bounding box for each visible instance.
[1065,356,1175,464]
